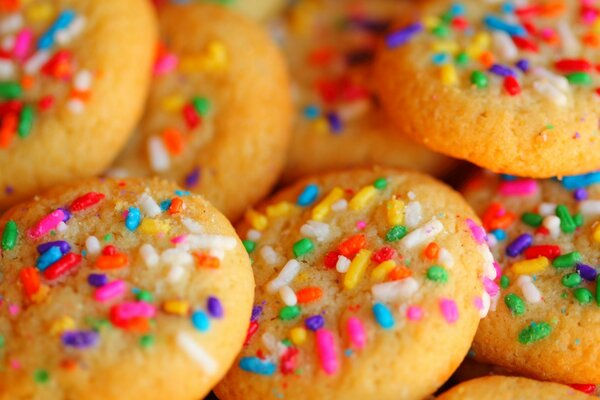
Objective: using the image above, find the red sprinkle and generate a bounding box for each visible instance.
[512,36,539,52]
[524,245,561,260]
[504,76,521,96]
[323,251,340,269]
[19,267,40,298]
[244,320,259,345]
[43,253,82,280]
[555,59,593,73]
[70,192,105,212]
[570,384,596,394]
[371,246,397,264]
[182,103,201,129]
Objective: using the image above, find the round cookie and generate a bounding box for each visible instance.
[463,171,600,383]
[276,0,455,182]
[375,0,600,178]
[437,376,591,400]
[0,178,254,399]
[110,2,292,221]
[0,0,156,210]
[215,167,495,400]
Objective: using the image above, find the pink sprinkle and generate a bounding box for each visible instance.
[499,179,538,197]
[346,317,366,349]
[406,305,423,321]
[493,261,502,279]
[27,209,67,240]
[153,53,178,76]
[8,304,20,316]
[94,280,127,302]
[112,302,156,320]
[9,359,21,369]
[171,234,187,244]
[466,219,486,245]
[473,296,483,310]
[315,328,339,375]
[582,9,598,24]
[13,28,33,60]
[483,277,499,297]
[540,28,555,40]
[356,221,367,230]
[439,298,459,324]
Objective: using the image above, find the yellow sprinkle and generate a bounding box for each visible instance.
[349,186,377,211]
[139,218,171,235]
[313,118,330,135]
[344,249,372,290]
[511,256,549,275]
[290,327,307,345]
[441,64,458,86]
[386,198,405,226]
[593,20,600,33]
[49,316,75,335]
[431,41,460,55]
[466,32,490,58]
[163,300,190,316]
[266,202,295,218]
[31,284,49,304]
[592,223,600,243]
[423,16,440,29]
[26,3,55,22]
[371,260,396,282]
[312,187,344,221]
[245,209,268,231]
[161,95,185,113]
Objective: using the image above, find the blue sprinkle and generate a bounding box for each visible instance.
[175,190,190,197]
[344,349,354,357]
[38,10,77,50]
[561,172,600,189]
[450,3,466,16]
[239,357,276,376]
[125,207,141,231]
[191,310,210,332]
[326,112,343,134]
[303,105,320,120]
[492,229,507,241]
[297,184,319,206]
[483,15,526,36]
[500,174,518,181]
[372,302,395,329]
[159,200,172,212]
[432,52,449,65]
[36,246,63,271]
[489,63,516,77]
[501,2,516,14]
[386,23,423,49]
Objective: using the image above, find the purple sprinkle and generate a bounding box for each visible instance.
[506,233,533,257]
[87,273,108,287]
[576,263,597,282]
[4,186,13,195]
[37,240,70,255]
[489,64,516,77]
[61,330,99,349]
[207,296,224,318]
[251,305,263,322]
[184,168,201,188]
[304,315,325,331]
[386,23,423,48]
[326,112,343,134]
[57,208,71,222]
[573,188,588,201]
[515,59,529,73]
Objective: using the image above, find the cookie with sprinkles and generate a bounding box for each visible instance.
[0,0,157,210]
[463,171,600,383]
[437,376,591,400]
[215,167,495,400]
[375,0,600,178]
[0,178,254,399]
[275,0,455,183]
[109,2,292,221]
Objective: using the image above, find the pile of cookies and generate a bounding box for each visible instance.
[0,0,598,399]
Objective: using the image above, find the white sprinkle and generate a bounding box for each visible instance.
[542,215,561,238]
[85,236,101,255]
[182,217,204,234]
[246,229,262,242]
[103,167,130,179]
[400,219,443,249]
[138,193,162,217]
[208,248,225,261]
[404,201,422,228]
[438,247,455,269]
[407,191,416,200]
[492,31,518,61]
[557,20,580,57]
[161,248,194,268]
[186,234,237,250]
[533,80,567,107]
[261,332,285,359]
[67,99,85,114]
[260,245,279,265]
[490,293,499,312]
[336,255,351,273]
[73,69,93,91]
[371,278,419,302]
[338,99,370,122]
[479,291,491,318]
[331,199,347,212]
[176,332,218,375]
[300,220,330,242]
[486,234,498,248]
[1,35,13,51]
[139,244,159,268]
[579,200,600,215]
[56,221,67,233]
[517,275,542,303]
[147,137,171,172]
[167,265,186,283]
[55,16,86,45]
[531,67,569,92]
[0,14,23,35]
[480,245,497,280]
[538,202,556,216]
[24,51,50,74]
[279,286,297,306]
[0,60,15,79]
[267,259,301,293]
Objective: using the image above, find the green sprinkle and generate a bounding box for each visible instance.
[504,293,526,316]
[192,96,211,116]
[242,240,256,253]
[567,72,592,86]
[470,70,488,88]
[573,213,583,228]
[385,225,407,242]
[139,334,154,348]
[455,52,469,66]
[432,24,450,38]
[426,265,448,283]
[555,205,576,233]
[103,234,113,242]
[85,317,112,330]
[281,339,292,347]
[500,275,510,289]
[33,369,49,384]
[518,322,552,344]
[0,82,22,99]
[1,220,18,250]
[553,251,581,268]
[0,335,4,348]
[279,305,301,320]
[373,177,387,190]
[521,212,543,228]
[136,290,153,302]
[293,238,314,257]
[17,104,34,138]
[574,288,593,305]
[561,273,582,288]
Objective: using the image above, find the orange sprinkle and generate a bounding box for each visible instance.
[194,252,220,269]
[121,317,150,333]
[168,197,184,214]
[387,266,412,281]
[70,89,91,102]
[60,359,78,371]
[162,128,184,155]
[479,51,495,69]
[583,33,600,48]
[541,1,565,17]
[337,234,366,258]
[424,242,440,260]
[21,75,35,90]
[19,267,40,298]
[0,112,17,148]
[96,253,129,270]
[296,287,323,304]
[482,202,515,231]
[0,0,19,12]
